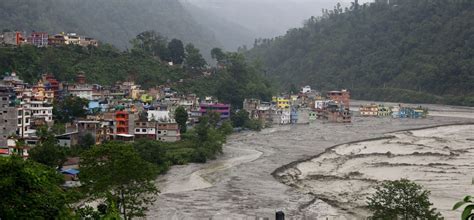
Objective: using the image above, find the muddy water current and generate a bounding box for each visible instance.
[147,105,474,220]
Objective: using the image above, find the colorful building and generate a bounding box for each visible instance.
[272,97,290,109]
[27,32,48,47]
[327,90,350,108]
[359,104,378,116]
[378,105,391,117]
[199,103,231,120]
[115,110,129,134]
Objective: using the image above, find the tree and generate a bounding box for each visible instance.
[29,126,68,169]
[0,156,71,219]
[130,30,169,60]
[231,110,249,128]
[219,120,233,135]
[184,43,207,71]
[167,39,185,64]
[53,95,89,123]
[78,133,95,151]
[453,196,474,220]
[211,47,226,63]
[174,106,188,134]
[80,142,159,220]
[367,179,442,219]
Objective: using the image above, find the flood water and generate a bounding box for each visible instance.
[147,104,474,220]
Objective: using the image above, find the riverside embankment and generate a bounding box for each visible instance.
[147,104,474,219]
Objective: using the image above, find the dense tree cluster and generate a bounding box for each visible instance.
[0,44,186,89]
[175,48,275,108]
[0,156,72,219]
[246,0,474,106]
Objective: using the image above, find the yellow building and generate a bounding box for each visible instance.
[273,96,290,109]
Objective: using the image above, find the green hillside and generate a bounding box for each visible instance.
[0,0,220,56]
[0,44,185,88]
[246,0,474,106]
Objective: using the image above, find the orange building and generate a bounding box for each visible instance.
[327,89,350,108]
[115,111,129,134]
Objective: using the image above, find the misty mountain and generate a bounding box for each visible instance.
[180,1,256,51]
[246,0,474,106]
[182,0,370,48]
[0,0,220,57]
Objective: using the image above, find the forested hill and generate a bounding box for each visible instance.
[246,0,474,106]
[0,0,219,55]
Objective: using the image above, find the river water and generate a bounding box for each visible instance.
[147,104,474,219]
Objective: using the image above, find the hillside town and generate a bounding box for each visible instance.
[0,31,98,47]
[1,71,429,159]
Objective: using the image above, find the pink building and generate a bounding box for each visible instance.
[28,32,49,47]
[199,103,231,120]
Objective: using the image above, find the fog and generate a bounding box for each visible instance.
[181,0,373,50]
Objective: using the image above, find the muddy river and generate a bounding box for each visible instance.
[147,103,474,219]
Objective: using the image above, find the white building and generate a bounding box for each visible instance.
[68,84,94,100]
[147,110,170,122]
[272,109,291,125]
[301,85,312,94]
[27,100,53,124]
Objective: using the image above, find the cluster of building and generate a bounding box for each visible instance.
[0,31,98,47]
[359,104,428,118]
[243,86,352,126]
[0,72,231,157]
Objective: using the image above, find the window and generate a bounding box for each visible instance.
[142,129,146,132]
[135,129,140,132]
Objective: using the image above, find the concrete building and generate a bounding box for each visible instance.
[199,103,231,120]
[1,31,25,46]
[27,32,49,47]
[147,110,171,122]
[323,101,351,123]
[0,86,18,147]
[272,109,291,125]
[327,90,350,108]
[360,104,379,116]
[27,100,53,125]
[378,105,391,117]
[134,121,157,140]
[67,74,93,100]
[257,102,273,126]
[115,110,129,134]
[157,122,180,142]
[301,85,312,94]
[273,97,290,109]
[243,98,261,120]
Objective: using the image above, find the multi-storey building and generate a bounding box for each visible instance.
[27,32,49,47]
[272,97,290,109]
[67,74,93,100]
[360,104,379,116]
[327,90,350,109]
[1,31,25,46]
[0,85,18,148]
[134,121,157,140]
[199,103,231,120]
[115,110,129,134]
[27,100,54,126]
[243,98,261,120]
[157,122,180,142]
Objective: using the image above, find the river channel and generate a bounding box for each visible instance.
[147,103,474,219]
